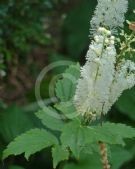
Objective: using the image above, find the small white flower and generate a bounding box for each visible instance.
[90,45,95,50]
[110,40,115,45]
[106,30,111,36]
[98,27,106,33]
[106,47,112,51]
[110,36,115,40]
[94,58,101,64]
[104,59,135,113]
[94,35,100,42]
[105,39,109,44]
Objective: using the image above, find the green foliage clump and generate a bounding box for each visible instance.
[1,1,135,169]
[3,64,135,169]
[0,0,69,75]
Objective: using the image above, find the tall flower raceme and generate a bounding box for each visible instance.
[90,0,128,34]
[74,27,135,120]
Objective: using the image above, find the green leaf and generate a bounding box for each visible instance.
[61,121,135,158]
[55,101,78,119]
[82,143,101,155]
[83,123,135,146]
[63,63,80,80]
[52,145,69,168]
[63,146,132,169]
[95,123,135,145]
[61,121,111,158]
[63,153,102,169]
[111,146,133,169]
[55,64,80,102]
[3,128,58,160]
[35,107,65,131]
[61,121,87,158]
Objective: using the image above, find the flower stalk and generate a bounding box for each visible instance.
[99,142,111,169]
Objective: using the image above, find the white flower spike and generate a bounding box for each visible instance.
[90,0,128,34]
[74,27,135,120]
[74,27,116,118]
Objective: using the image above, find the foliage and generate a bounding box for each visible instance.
[1,1,135,169]
[63,146,132,169]
[35,107,64,131]
[55,64,80,101]
[52,145,69,168]
[3,128,58,160]
[0,0,68,76]
[3,64,135,169]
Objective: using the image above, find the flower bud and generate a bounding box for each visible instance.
[94,35,99,42]
[110,36,115,40]
[105,39,109,44]
[106,30,111,36]
[110,40,115,45]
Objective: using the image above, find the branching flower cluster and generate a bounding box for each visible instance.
[3,1,135,169]
[74,0,135,120]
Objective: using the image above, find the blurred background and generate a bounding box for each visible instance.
[0,0,135,169]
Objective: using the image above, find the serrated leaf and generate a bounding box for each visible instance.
[55,101,78,119]
[63,63,80,80]
[52,145,69,168]
[3,128,58,160]
[95,123,135,145]
[82,143,101,155]
[63,146,132,169]
[61,121,87,158]
[61,121,112,158]
[35,107,65,131]
[87,123,135,146]
[61,121,135,158]
[55,64,80,102]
